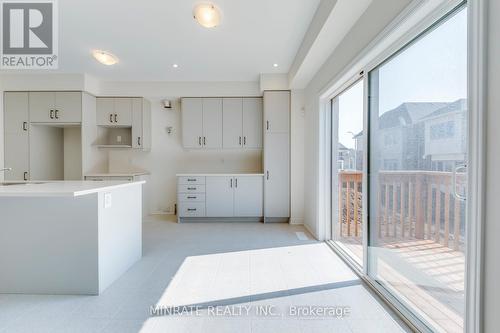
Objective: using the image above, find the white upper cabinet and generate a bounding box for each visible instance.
[202,98,223,149]
[181,98,203,148]
[132,98,151,150]
[96,97,132,127]
[29,92,81,123]
[114,98,133,126]
[223,98,243,148]
[96,98,114,125]
[242,97,263,149]
[4,92,29,181]
[263,91,289,134]
[181,98,223,149]
[183,97,262,150]
[222,97,262,149]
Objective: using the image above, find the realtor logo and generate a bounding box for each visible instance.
[1,0,58,69]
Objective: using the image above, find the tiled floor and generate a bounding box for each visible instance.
[0,216,411,333]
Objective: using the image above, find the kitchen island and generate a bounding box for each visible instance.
[0,181,144,295]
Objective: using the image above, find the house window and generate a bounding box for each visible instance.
[430,121,455,139]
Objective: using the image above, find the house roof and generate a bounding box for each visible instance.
[378,102,448,129]
[419,99,467,120]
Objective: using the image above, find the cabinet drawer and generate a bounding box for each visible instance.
[178,203,206,217]
[178,184,205,193]
[178,176,205,185]
[178,193,206,202]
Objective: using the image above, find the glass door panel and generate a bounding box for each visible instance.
[367,6,467,333]
[332,79,364,266]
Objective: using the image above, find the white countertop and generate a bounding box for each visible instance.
[85,171,150,177]
[0,181,145,197]
[176,173,264,177]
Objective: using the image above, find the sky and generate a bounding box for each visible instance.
[337,6,467,149]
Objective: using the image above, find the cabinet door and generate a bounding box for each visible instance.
[54,92,81,123]
[206,176,234,217]
[29,92,55,122]
[202,98,223,148]
[114,98,133,126]
[234,176,263,217]
[132,98,143,148]
[141,99,152,150]
[264,133,290,217]
[181,98,203,148]
[222,98,243,148]
[242,98,263,149]
[263,91,290,134]
[4,92,30,181]
[96,98,114,126]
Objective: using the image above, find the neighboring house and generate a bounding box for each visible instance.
[337,143,357,170]
[420,99,467,171]
[351,101,467,171]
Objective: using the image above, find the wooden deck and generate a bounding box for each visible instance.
[337,170,465,333]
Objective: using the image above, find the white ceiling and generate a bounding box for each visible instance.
[52,0,321,81]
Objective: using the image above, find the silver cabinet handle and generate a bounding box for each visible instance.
[230,179,233,188]
[187,196,197,199]
[266,171,269,180]
[266,120,269,131]
[54,110,59,119]
[203,137,206,146]
[23,122,28,131]
[23,172,28,181]
[235,178,238,188]
[187,178,196,182]
[50,110,54,119]
[239,136,242,146]
[187,208,197,212]
[110,114,113,123]
[187,187,196,190]
[243,136,246,146]
[198,136,202,146]
[137,137,141,146]
[114,114,117,123]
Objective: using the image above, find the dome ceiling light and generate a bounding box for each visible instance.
[193,3,222,28]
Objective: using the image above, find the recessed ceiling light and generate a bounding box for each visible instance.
[92,50,119,66]
[172,64,179,68]
[193,3,222,28]
[273,63,279,68]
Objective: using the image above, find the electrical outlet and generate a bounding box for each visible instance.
[104,193,112,208]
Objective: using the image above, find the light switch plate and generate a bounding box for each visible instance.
[104,193,112,208]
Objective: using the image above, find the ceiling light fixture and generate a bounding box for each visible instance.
[273,63,279,68]
[172,64,179,68]
[193,3,222,28]
[92,50,119,66]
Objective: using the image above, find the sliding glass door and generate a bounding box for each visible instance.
[367,5,467,333]
[331,80,364,266]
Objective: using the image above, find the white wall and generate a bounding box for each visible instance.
[302,0,412,238]
[290,90,305,224]
[484,0,498,330]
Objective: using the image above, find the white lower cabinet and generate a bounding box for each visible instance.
[234,176,263,217]
[206,176,234,217]
[177,174,263,220]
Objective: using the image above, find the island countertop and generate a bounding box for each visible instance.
[0,180,145,197]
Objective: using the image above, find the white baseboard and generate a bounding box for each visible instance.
[302,222,319,241]
[289,217,304,225]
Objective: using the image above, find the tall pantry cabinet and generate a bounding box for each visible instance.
[263,91,290,222]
